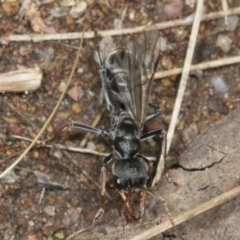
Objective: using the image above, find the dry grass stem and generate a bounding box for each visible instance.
[1,7,240,43]
[154,55,240,79]
[0,66,42,93]
[221,0,229,25]
[0,27,85,179]
[153,0,203,186]
[130,185,240,240]
[66,227,87,240]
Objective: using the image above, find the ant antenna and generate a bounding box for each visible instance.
[146,189,184,240]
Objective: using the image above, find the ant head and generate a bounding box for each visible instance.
[112,157,150,191]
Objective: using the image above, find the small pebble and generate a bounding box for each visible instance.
[62,208,80,226]
[58,81,67,93]
[33,151,39,159]
[34,47,55,61]
[208,97,229,114]
[67,86,83,101]
[129,11,135,21]
[158,36,168,52]
[1,171,19,184]
[71,102,82,113]
[2,1,19,15]
[216,34,232,53]
[185,0,196,8]
[50,149,62,159]
[218,15,239,31]
[57,111,70,119]
[70,1,87,19]
[28,220,34,227]
[182,123,198,143]
[211,75,229,93]
[77,67,84,74]
[164,0,183,19]
[19,46,31,56]
[87,141,96,150]
[47,124,54,133]
[44,206,56,217]
[113,18,122,29]
[60,0,75,7]
[50,7,69,18]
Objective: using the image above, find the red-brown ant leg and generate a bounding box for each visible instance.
[119,189,146,221]
[120,200,127,240]
[119,191,136,220]
[93,154,113,224]
[139,189,147,218]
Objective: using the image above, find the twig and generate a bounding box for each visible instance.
[153,0,203,186]
[1,7,240,43]
[9,134,156,161]
[154,55,240,79]
[10,134,108,156]
[221,0,228,25]
[130,185,240,240]
[66,227,88,240]
[38,187,46,205]
[0,27,85,179]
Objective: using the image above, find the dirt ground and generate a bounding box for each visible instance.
[1,1,240,240]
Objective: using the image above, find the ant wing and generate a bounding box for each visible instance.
[138,25,160,127]
[95,25,160,127]
[114,25,160,128]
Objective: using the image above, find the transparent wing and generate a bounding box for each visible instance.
[117,25,160,127]
[96,25,160,127]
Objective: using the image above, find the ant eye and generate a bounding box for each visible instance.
[117,178,121,184]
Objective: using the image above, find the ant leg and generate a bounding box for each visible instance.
[93,153,113,224]
[142,129,176,186]
[120,202,128,240]
[119,189,146,221]
[145,103,161,123]
[146,189,184,240]
[141,129,167,167]
[138,189,147,218]
[95,33,115,114]
[141,129,166,142]
[119,191,136,220]
[138,154,153,168]
[70,121,105,136]
[141,129,169,184]
[99,68,115,114]
[119,189,146,240]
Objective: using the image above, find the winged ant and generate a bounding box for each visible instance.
[67,25,181,238]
